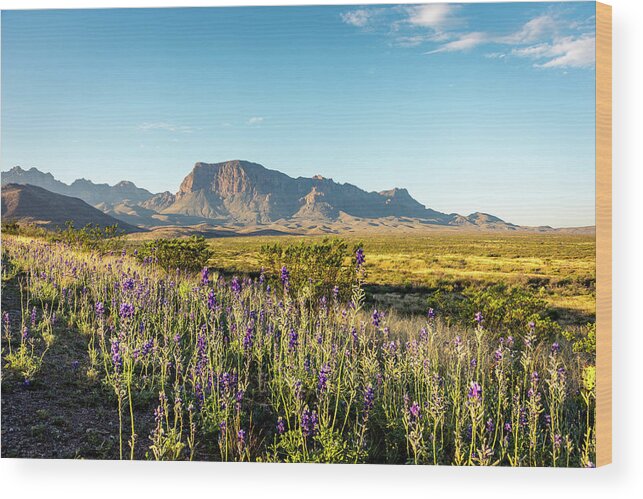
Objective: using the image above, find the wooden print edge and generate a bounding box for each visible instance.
[596,1,612,467]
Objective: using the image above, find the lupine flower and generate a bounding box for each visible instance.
[201,267,210,286]
[486,418,495,433]
[301,408,319,437]
[280,266,289,288]
[363,385,375,413]
[554,434,563,449]
[230,277,241,295]
[531,371,540,383]
[372,309,381,328]
[288,328,298,351]
[504,422,512,433]
[207,290,216,310]
[30,307,37,327]
[318,363,330,393]
[119,302,134,319]
[95,302,105,317]
[468,381,482,401]
[427,308,435,320]
[551,342,560,354]
[110,338,122,371]
[276,417,286,435]
[332,285,339,299]
[409,401,421,421]
[355,248,365,269]
[243,324,254,351]
[474,311,484,325]
[122,278,134,291]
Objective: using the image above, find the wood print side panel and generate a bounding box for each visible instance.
[596,1,612,467]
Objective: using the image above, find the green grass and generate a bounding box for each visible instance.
[200,232,596,324]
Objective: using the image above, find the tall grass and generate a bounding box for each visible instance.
[1,234,595,465]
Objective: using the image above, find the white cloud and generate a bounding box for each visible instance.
[406,4,460,30]
[513,35,596,68]
[138,122,193,133]
[247,117,264,125]
[340,6,595,70]
[426,32,486,54]
[340,9,373,28]
[501,14,559,44]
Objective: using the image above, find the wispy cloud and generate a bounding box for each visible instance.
[340,5,595,70]
[340,9,374,28]
[426,32,486,54]
[513,35,596,68]
[405,4,462,30]
[247,117,264,126]
[138,122,193,133]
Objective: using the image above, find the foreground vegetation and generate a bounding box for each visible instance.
[1,233,596,465]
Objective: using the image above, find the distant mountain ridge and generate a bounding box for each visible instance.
[1,166,154,206]
[1,161,526,232]
[1,183,140,233]
[161,160,504,227]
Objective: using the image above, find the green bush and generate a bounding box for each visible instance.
[56,221,126,253]
[259,238,361,299]
[427,283,561,337]
[562,322,596,354]
[136,236,211,273]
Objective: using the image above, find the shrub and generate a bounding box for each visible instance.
[56,222,126,253]
[136,236,211,273]
[259,238,361,299]
[427,283,561,336]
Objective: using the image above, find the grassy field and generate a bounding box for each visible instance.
[200,232,596,324]
[1,234,597,464]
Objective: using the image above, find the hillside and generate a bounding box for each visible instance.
[1,183,141,233]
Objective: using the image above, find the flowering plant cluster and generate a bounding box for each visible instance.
[1,235,595,466]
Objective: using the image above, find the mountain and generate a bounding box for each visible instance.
[1,183,141,233]
[1,166,154,207]
[160,160,486,226]
[1,161,522,233]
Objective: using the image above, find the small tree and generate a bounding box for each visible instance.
[259,238,361,299]
[136,236,211,273]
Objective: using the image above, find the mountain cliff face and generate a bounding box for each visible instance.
[1,161,519,232]
[1,166,154,207]
[160,160,468,225]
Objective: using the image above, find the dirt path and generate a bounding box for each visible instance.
[1,274,152,459]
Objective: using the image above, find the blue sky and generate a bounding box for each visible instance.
[1,3,596,227]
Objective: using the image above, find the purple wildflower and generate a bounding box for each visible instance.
[119,302,134,319]
[474,311,484,325]
[301,408,319,437]
[468,381,482,401]
[201,267,210,286]
[551,342,560,354]
[276,417,286,435]
[95,302,105,317]
[318,363,331,393]
[110,338,122,372]
[355,248,366,269]
[207,290,216,310]
[427,308,435,320]
[288,328,298,351]
[280,266,290,288]
[372,309,381,328]
[409,401,421,421]
[363,385,375,413]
